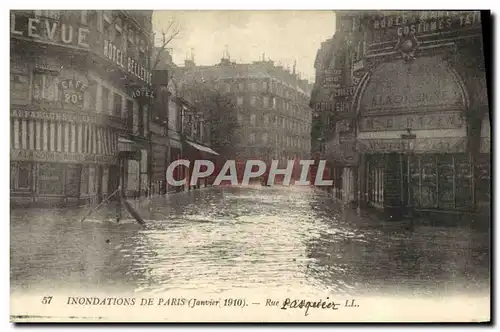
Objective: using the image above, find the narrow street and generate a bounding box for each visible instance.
[11,186,489,297]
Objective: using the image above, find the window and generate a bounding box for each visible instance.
[127,100,134,131]
[103,19,112,40]
[263,96,269,108]
[33,72,59,102]
[237,96,243,106]
[250,114,256,126]
[39,162,64,195]
[237,113,243,124]
[87,83,97,110]
[249,133,256,144]
[262,133,268,144]
[251,82,257,91]
[113,93,122,117]
[272,97,277,109]
[10,62,29,104]
[262,81,268,91]
[101,86,110,113]
[263,115,269,126]
[11,162,32,191]
[238,82,244,91]
[250,96,256,106]
[225,83,231,93]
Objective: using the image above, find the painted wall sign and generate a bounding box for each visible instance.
[11,149,117,164]
[11,109,127,129]
[10,13,90,48]
[370,11,482,44]
[103,40,152,85]
[360,57,466,114]
[359,112,464,131]
[59,79,88,106]
[372,11,481,32]
[131,87,155,99]
[334,86,356,98]
[323,69,343,88]
[335,102,351,113]
[357,137,466,153]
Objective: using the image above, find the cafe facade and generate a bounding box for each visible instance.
[346,11,490,219]
[10,10,154,207]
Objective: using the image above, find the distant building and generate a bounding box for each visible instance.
[10,10,154,207]
[178,54,313,162]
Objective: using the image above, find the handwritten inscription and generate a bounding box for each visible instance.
[360,113,464,131]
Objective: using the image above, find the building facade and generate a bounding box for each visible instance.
[179,56,313,164]
[10,10,154,207]
[311,10,490,220]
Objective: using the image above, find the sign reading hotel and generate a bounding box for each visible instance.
[104,40,152,85]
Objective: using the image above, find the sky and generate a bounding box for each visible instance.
[152,11,336,82]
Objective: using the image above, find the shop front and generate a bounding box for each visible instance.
[355,55,472,220]
[10,115,119,207]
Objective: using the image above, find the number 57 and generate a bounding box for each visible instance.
[42,296,53,304]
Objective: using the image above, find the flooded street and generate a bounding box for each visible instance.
[11,186,490,297]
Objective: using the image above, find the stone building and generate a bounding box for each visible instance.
[10,10,154,207]
[311,10,490,221]
[179,54,313,163]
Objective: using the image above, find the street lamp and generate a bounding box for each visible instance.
[401,128,417,223]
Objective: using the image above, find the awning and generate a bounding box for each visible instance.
[118,137,137,152]
[186,140,219,156]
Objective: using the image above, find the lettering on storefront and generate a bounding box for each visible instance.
[11,149,117,164]
[360,113,464,131]
[372,11,481,33]
[369,89,460,109]
[334,86,356,98]
[357,137,466,153]
[11,109,126,129]
[131,87,155,99]
[103,40,152,85]
[10,13,90,48]
[59,79,88,107]
[323,69,343,88]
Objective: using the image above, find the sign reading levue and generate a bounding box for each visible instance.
[10,13,89,48]
[103,40,152,85]
[59,79,88,107]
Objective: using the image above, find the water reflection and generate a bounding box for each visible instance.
[10,186,489,296]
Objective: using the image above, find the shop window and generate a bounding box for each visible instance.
[454,154,473,209]
[475,154,491,208]
[420,155,438,208]
[80,167,89,195]
[11,162,32,192]
[33,72,59,102]
[38,163,64,195]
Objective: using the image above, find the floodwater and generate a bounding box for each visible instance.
[10,186,490,297]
